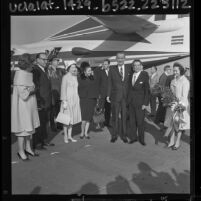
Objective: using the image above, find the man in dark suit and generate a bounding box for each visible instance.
[32,53,55,150]
[107,52,131,143]
[99,59,111,127]
[154,65,171,125]
[127,59,150,146]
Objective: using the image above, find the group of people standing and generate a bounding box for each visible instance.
[11,51,190,161]
[149,64,190,150]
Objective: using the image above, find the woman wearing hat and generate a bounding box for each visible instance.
[60,61,81,143]
[11,53,40,161]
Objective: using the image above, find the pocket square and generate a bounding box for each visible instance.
[139,82,143,84]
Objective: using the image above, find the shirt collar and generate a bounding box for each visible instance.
[134,70,142,76]
[151,72,157,77]
[118,65,124,69]
[37,64,46,72]
[165,72,169,76]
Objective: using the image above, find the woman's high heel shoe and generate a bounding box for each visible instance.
[64,139,69,143]
[17,153,30,161]
[172,145,180,150]
[68,138,77,142]
[80,135,84,139]
[167,144,174,149]
[85,135,90,139]
[24,150,39,157]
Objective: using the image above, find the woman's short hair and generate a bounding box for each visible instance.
[173,62,185,75]
[18,53,34,70]
[80,61,90,72]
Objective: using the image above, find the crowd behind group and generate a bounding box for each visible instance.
[11,52,190,161]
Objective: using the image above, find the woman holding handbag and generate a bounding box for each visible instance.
[58,61,82,143]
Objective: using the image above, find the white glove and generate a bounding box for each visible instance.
[63,101,68,109]
[28,86,35,92]
[106,96,111,103]
[171,102,177,111]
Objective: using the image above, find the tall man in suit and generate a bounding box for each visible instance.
[149,66,159,117]
[32,53,55,150]
[99,59,111,127]
[127,60,150,146]
[107,52,131,143]
[154,65,171,125]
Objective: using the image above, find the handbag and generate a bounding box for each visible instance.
[56,108,71,125]
[93,99,105,124]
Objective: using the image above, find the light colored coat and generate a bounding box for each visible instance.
[11,70,40,133]
[170,75,190,130]
[60,73,81,125]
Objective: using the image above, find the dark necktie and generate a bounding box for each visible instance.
[132,75,136,86]
[119,66,123,80]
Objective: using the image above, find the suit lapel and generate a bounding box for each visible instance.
[37,65,49,79]
[133,71,143,86]
[114,66,122,80]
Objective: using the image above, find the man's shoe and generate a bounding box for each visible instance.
[128,139,138,144]
[139,140,146,146]
[110,137,117,143]
[43,142,55,146]
[122,137,128,143]
[35,145,47,150]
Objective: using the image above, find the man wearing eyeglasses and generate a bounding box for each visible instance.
[32,53,55,150]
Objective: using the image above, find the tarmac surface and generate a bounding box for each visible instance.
[11,115,190,195]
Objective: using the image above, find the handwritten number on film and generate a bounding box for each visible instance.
[63,0,91,10]
[9,0,190,13]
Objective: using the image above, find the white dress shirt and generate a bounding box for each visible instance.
[105,68,109,76]
[132,70,142,85]
[118,65,125,80]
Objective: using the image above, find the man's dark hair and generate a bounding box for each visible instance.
[104,59,110,64]
[116,52,125,57]
[35,52,45,60]
[173,62,185,76]
[132,59,143,66]
[164,65,170,71]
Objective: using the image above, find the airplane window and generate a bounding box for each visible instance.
[178,14,189,18]
[154,15,166,21]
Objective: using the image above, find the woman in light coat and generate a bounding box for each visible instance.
[167,62,190,150]
[60,61,81,143]
[11,54,40,160]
